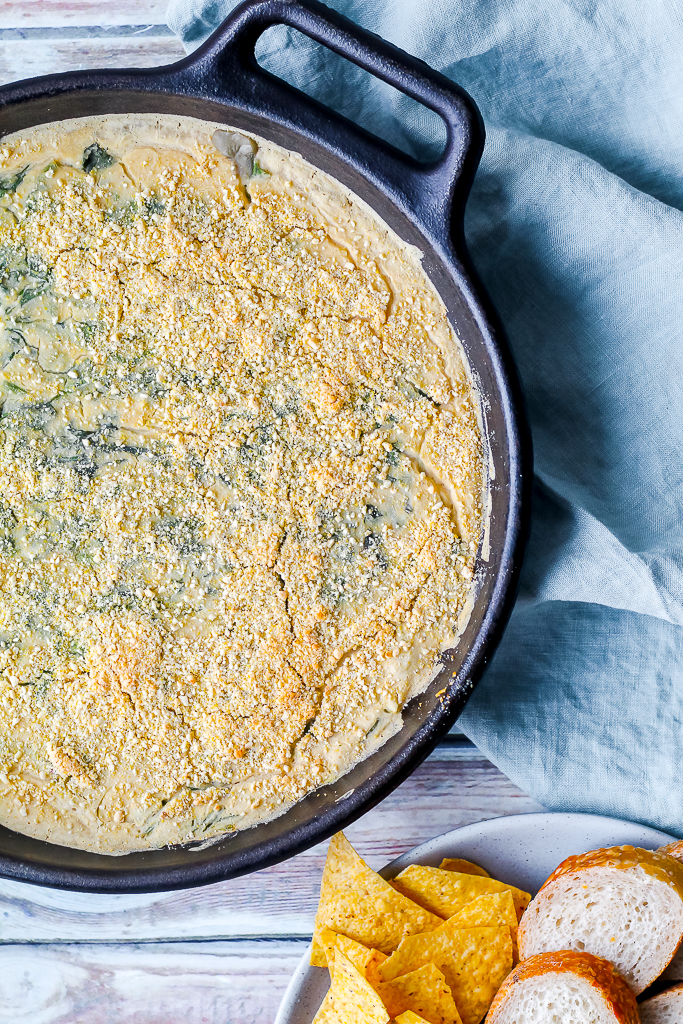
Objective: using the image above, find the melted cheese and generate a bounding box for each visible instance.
[0,115,484,853]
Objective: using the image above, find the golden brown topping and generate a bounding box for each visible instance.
[0,116,483,852]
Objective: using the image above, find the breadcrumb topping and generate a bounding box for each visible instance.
[0,116,483,853]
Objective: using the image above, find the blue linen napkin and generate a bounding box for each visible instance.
[166,0,683,836]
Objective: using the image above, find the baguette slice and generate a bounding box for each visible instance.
[486,951,640,1024]
[639,982,683,1023]
[658,842,683,980]
[517,846,683,993]
[660,840,683,861]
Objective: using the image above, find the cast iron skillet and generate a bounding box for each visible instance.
[0,0,531,891]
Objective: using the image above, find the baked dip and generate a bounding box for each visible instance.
[0,115,484,853]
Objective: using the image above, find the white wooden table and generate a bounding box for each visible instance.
[0,6,542,1021]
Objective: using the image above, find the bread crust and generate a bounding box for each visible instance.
[640,982,683,1023]
[659,846,683,980]
[659,840,683,863]
[540,845,683,895]
[487,951,640,1024]
[518,845,683,994]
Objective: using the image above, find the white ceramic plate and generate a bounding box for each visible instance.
[275,811,674,1024]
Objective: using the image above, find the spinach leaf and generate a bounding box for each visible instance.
[362,531,389,571]
[0,329,24,367]
[76,322,98,343]
[0,167,27,198]
[82,142,115,174]
[398,379,439,406]
[20,283,47,306]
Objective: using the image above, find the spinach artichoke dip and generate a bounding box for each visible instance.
[0,115,484,853]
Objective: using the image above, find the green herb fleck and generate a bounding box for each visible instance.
[76,322,99,343]
[385,445,401,466]
[143,196,165,218]
[20,283,47,306]
[0,167,27,198]
[71,640,86,658]
[398,379,439,406]
[0,504,17,554]
[82,142,115,174]
[28,670,52,700]
[153,516,204,556]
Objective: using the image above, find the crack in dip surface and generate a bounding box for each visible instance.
[0,115,484,853]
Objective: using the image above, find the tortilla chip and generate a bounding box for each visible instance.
[364,948,389,988]
[439,858,489,877]
[333,934,388,987]
[395,1014,433,1024]
[376,962,462,1024]
[317,931,388,986]
[449,892,515,928]
[390,865,530,921]
[378,923,512,1024]
[311,987,339,1024]
[449,891,518,962]
[317,889,444,959]
[311,834,443,964]
[313,948,391,1024]
[319,927,343,968]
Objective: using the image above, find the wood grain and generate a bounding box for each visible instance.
[0,1,172,28]
[0,940,310,1024]
[0,744,544,943]
[0,35,186,86]
[0,746,543,1024]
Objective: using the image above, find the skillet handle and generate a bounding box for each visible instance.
[182,0,483,250]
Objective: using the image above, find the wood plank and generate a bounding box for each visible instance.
[0,1,172,28]
[0,743,544,942]
[0,35,186,87]
[1,939,309,1024]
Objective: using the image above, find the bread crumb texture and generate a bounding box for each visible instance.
[0,116,483,853]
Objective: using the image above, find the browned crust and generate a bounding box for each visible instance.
[486,951,639,1024]
[540,845,683,899]
[660,840,683,863]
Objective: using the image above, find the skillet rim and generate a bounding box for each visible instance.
[0,0,532,891]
